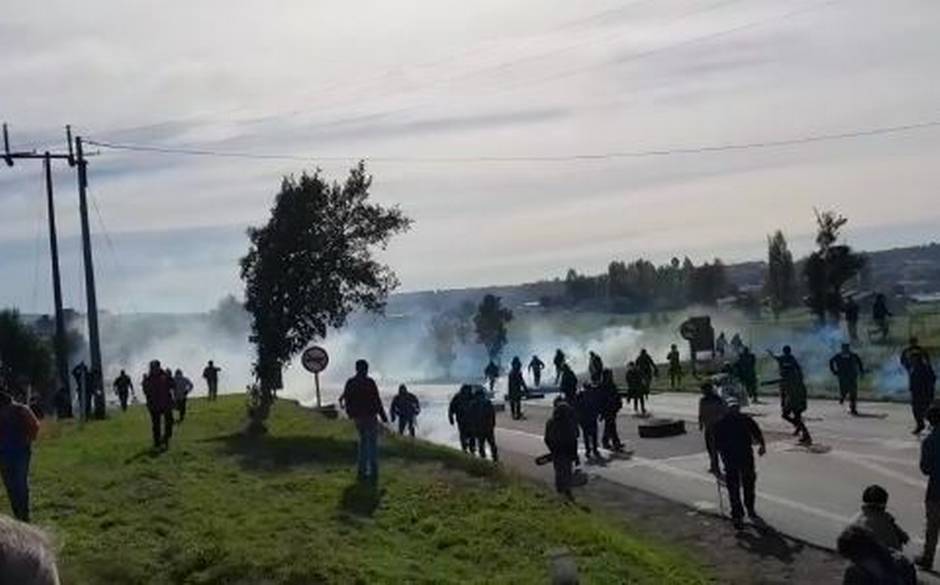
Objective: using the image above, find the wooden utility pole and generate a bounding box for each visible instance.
[74,135,105,418]
[43,152,73,417]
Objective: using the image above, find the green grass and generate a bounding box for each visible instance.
[16,397,709,584]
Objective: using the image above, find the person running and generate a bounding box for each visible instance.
[553,349,566,385]
[507,356,527,421]
[484,360,500,393]
[390,384,420,437]
[574,382,601,460]
[339,359,388,483]
[202,360,221,401]
[142,360,174,450]
[172,369,193,423]
[735,347,759,403]
[0,391,40,522]
[544,398,580,501]
[850,485,910,552]
[872,293,892,341]
[667,344,683,390]
[714,398,766,530]
[909,353,937,435]
[448,385,476,454]
[769,346,812,445]
[528,355,545,388]
[635,349,659,393]
[625,361,647,415]
[113,369,134,412]
[588,351,604,384]
[844,296,860,341]
[918,404,940,571]
[559,363,579,405]
[829,343,865,416]
[698,382,727,476]
[469,387,498,462]
[598,369,625,452]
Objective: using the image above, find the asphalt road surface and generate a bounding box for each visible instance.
[491,390,928,556]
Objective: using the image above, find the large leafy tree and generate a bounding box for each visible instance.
[473,294,513,362]
[688,259,729,306]
[0,309,53,403]
[803,210,866,324]
[765,230,798,318]
[240,163,412,429]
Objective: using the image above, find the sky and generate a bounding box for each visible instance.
[2,0,940,313]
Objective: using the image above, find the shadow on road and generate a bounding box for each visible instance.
[340,481,384,516]
[124,447,165,464]
[735,524,804,564]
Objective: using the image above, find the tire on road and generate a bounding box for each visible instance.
[638,418,686,438]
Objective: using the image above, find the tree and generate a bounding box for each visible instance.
[240,163,412,430]
[688,259,729,305]
[765,230,797,318]
[0,309,54,404]
[802,210,866,324]
[473,294,513,361]
[427,314,458,376]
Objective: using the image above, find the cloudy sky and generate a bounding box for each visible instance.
[2,0,939,313]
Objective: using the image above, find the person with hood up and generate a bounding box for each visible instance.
[507,356,527,421]
[448,385,476,454]
[143,360,175,450]
[390,384,421,437]
[544,397,580,500]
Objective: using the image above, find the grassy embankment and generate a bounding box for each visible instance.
[16,397,710,584]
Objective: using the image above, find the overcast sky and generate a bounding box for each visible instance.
[2,0,939,313]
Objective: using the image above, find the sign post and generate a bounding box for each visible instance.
[301,346,330,408]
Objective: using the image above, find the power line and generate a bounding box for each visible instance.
[87,118,940,165]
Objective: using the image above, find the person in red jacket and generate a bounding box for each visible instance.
[340,360,388,483]
[143,360,175,450]
[0,390,40,522]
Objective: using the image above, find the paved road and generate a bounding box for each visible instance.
[492,391,927,556]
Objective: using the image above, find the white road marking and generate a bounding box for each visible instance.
[827,449,928,489]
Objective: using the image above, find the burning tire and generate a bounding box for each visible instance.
[638,418,686,438]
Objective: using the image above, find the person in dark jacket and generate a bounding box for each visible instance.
[667,344,683,390]
[574,383,601,460]
[830,343,865,415]
[0,391,40,522]
[698,383,727,476]
[635,349,659,391]
[735,347,759,403]
[559,363,579,404]
[714,399,766,530]
[202,360,221,401]
[769,346,812,445]
[113,370,134,412]
[838,525,915,585]
[901,337,931,374]
[625,361,647,415]
[528,355,545,388]
[872,294,892,341]
[598,369,625,451]
[588,351,604,384]
[469,387,498,462]
[484,361,500,393]
[918,405,940,571]
[844,296,860,341]
[339,359,388,483]
[850,485,910,552]
[544,398,580,500]
[448,385,476,454]
[553,349,566,385]
[909,353,937,435]
[390,384,420,437]
[142,360,175,450]
[507,356,527,420]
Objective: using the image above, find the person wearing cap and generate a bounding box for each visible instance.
[0,391,40,522]
[714,397,766,530]
[829,343,865,415]
[850,484,909,552]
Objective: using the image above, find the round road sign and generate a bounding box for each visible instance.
[301,346,329,373]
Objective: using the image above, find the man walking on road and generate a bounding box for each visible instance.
[599,369,625,452]
[698,383,727,476]
[829,343,865,415]
[0,391,40,522]
[917,405,940,571]
[113,369,134,412]
[340,359,388,483]
[449,385,476,454]
[714,399,766,530]
[667,344,683,390]
[507,356,527,420]
[909,353,937,435]
[553,349,566,385]
[527,355,545,388]
[769,346,812,445]
[735,347,759,403]
[545,397,580,501]
[390,384,420,437]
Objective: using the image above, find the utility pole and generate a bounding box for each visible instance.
[74,135,105,419]
[43,152,73,418]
